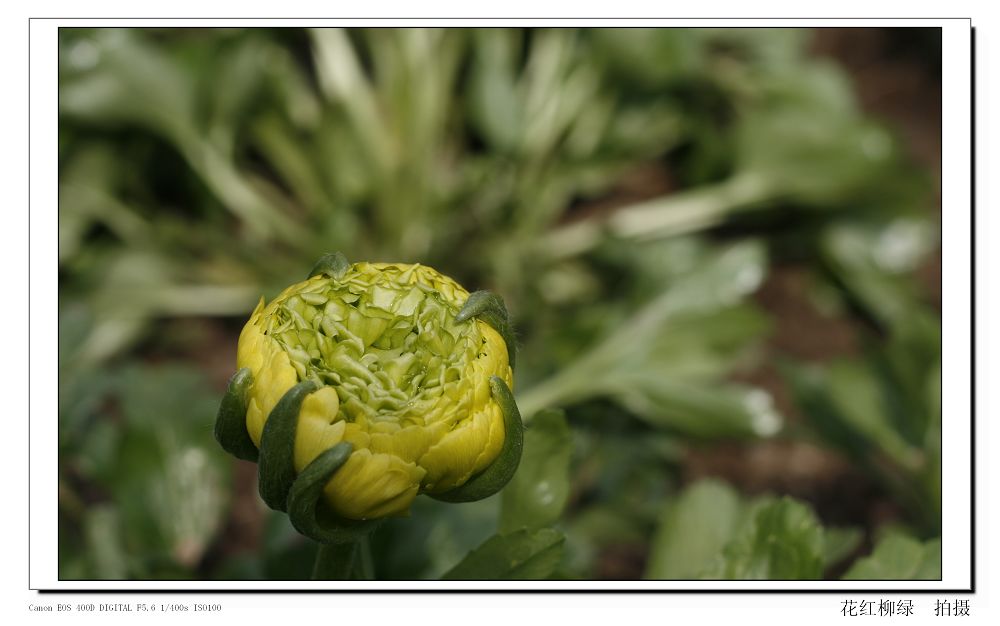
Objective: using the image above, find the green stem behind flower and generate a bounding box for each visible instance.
[311,536,374,580]
[312,541,359,580]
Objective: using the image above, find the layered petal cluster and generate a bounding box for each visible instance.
[236,262,513,520]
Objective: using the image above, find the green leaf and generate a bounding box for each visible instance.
[703,496,825,580]
[823,526,864,568]
[441,528,565,580]
[468,30,525,153]
[60,29,195,138]
[117,363,221,435]
[612,380,782,439]
[112,364,230,569]
[591,29,704,87]
[411,496,500,579]
[84,505,130,579]
[706,28,808,68]
[736,101,917,207]
[881,311,941,444]
[517,240,779,433]
[204,35,271,136]
[843,532,941,580]
[260,512,322,580]
[784,332,939,533]
[500,409,573,532]
[755,60,857,117]
[645,479,743,579]
[821,223,934,328]
[562,504,646,576]
[824,360,923,471]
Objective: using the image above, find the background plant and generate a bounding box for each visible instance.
[58,27,942,580]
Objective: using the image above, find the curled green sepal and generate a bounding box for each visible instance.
[214,368,259,462]
[456,290,516,368]
[287,442,381,544]
[430,376,524,503]
[258,380,319,512]
[309,252,350,280]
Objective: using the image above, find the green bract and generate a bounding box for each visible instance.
[215,253,522,540]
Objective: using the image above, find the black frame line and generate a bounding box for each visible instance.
[35,18,971,593]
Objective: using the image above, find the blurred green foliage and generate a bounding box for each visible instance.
[58,27,942,581]
[842,531,942,580]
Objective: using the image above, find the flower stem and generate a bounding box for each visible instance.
[357,535,375,579]
[311,541,359,580]
[310,535,375,580]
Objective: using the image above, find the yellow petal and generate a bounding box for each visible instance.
[369,422,448,464]
[476,322,513,387]
[236,297,267,373]
[245,345,297,446]
[323,449,425,519]
[419,408,497,492]
[341,422,371,450]
[293,386,344,472]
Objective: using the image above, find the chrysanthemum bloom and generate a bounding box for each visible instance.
[215,254,520,530]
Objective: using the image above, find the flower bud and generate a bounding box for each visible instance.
[219,256,520,524]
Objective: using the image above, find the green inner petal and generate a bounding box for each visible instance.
[262,264,482,431]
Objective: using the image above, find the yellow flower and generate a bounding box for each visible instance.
[226,259,516,521]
